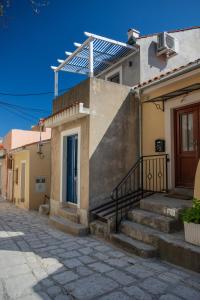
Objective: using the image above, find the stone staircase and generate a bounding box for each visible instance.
[111,194,200,272]
[49,206,88,236]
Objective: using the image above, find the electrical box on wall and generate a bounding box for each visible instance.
[35,177,46,193]
[155,139,165,152]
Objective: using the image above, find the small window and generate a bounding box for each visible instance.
[107,72,120,84]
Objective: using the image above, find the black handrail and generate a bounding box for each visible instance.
[111,154,169,232]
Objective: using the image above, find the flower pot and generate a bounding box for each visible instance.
[184,222,200,246]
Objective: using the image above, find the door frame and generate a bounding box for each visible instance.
[20,160,26,201]
[164,92,200,190]
[60,127,81,207]
[174,103,200,188]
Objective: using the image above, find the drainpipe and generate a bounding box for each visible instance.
[131,88,142,159]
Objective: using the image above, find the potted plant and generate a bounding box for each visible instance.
[181,199,200,246]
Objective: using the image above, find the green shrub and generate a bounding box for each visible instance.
[181,199,200,224]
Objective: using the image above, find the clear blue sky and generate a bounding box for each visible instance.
[0,0,200,136]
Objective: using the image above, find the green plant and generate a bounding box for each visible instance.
[181,199,200,224]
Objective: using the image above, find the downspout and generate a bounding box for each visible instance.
[131,88,142,159]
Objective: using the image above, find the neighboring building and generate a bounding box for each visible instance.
[10,139,51,210]
[45,27,200,235]
[1,127,51,202]
[137,58,200,193]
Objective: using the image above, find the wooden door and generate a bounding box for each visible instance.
[174,104,200,188]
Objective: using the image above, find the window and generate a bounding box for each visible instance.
[181,113,194,152]
[107,72,120,83]
[105,66,122,84]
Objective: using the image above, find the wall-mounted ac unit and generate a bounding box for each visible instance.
[157,32,178,57]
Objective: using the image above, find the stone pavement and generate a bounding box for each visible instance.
[0,200,200,300]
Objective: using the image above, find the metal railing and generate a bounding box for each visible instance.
[111,154,169,232]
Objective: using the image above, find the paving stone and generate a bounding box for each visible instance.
[78,255,96,264]
[89,262,113,273]
[123,286,152,300]
[93,251,110,261]
[108,250,125,258]
[59,250,80,258]
[139,277,168,295]
[41,278,55,288]
[173,284,200,300]
[54,293,71,300]
[47,285,62,297]
[4,273,37,298]
[53,270,79,285]
[65,274,118,299]
[107,270,136,286]
[142,261,169,273]
[79,247,94,255]
[76,266,94,276]
[105,258,129,268]
[126,265,154,279]
[159,294,182,300]
[63,258,83,268]
[0,263,31,279]
[99,291,131,300]
[158,271,183,284]
[95,245,112,252]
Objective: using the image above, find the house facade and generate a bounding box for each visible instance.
[137,59,200,193]
[1,127,51,204]
[10,139,51,210]
[46,27,200,233]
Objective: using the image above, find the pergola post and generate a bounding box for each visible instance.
[89,40,94,77]
[54,71,58,97]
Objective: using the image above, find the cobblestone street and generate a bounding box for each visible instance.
[0,199,200,300]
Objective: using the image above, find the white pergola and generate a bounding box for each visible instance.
[51,32,139,97]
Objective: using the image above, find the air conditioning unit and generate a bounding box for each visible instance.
[157,32,178,57]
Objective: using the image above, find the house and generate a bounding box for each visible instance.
[9,138,51,210]
[45,26,200,240]
[1,127,51,207]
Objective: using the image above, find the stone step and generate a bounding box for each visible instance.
[90,220,110,239]
[120,220,160,247]
[140,194,192,219]
[49,216,88,236]
[111,233,157,258]
[128,209,182,233]
[58,207,79,223]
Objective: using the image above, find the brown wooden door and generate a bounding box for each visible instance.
[174,104,200,188]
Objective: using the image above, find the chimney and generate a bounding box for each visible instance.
[127,28,140,43]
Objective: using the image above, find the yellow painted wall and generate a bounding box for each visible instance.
[13,150,30,209]
[142,101,165,156]
[29,142,51,210]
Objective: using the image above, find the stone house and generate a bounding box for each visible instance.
[45,26,200,246]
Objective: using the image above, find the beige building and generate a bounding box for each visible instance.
[45,28,200,238]
[45,78,138,233]
[10,139,51,210]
